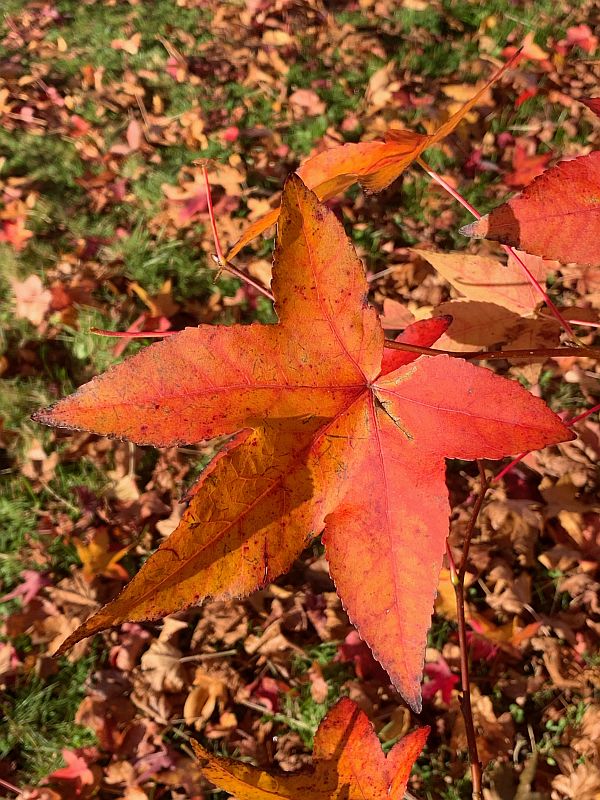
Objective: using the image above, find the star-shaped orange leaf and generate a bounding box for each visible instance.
[34,175,571,710]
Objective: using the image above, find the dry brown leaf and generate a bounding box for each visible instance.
[10,275,51,325]
[289,88,326,117]
[139,639,186,693]
[183,668,228,730]
[412,248,551,315]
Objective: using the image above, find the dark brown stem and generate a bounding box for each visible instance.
[449,460,490,800]
[383,340,600,361]
[0,777,18,794]
[458,461,490,580]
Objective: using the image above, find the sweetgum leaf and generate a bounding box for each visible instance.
[192,697,429,800]
[460,152,600,267]
[35,175,572,710]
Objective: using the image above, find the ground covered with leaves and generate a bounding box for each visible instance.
[0,1,599,798]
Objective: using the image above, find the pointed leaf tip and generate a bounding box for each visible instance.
[459,217,488,238]
[459,152,600,265]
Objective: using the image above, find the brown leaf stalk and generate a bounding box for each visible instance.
[448,460,490,800]
[382,340,600,361]
[201,163,275,302]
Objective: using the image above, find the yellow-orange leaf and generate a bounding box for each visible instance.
[75,529,129,583]
[227,56,516,260]
[192,698,428,800]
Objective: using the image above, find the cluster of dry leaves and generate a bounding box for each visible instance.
[1,1,600,799]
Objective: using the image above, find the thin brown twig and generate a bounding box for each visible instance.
[448,460,491,800]
[382,340,600,361]
[201,163,226,268]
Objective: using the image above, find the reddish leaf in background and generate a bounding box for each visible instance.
[461,152,600,267]
[46,750,94,792]
[515,87,537,108]
[0,569,50,606]
[34,176,571,711]
[422,657,458,704]
[504,141,552,188]
[192,697,429,800]
[226,56,517,260]
[0,218,33,250]
[336,630,389,681]
[557,24,598,55]
[581,97,600,118]
[502,32,551,67]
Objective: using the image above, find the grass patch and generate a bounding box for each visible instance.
[0,656,97,785]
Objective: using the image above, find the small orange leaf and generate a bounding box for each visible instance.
[192,697,429,800]
[227,56,517,259]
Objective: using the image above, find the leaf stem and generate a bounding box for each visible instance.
[201,164,275,302]
[449,460,490,800]
[416,158,576,340]
[90,327,179,339]
[92,328,600,364]
[201,163,226,268]
[382,340,600,361]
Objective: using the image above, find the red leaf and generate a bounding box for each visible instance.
[336,630,388,681]
[35,176,571,710]
[559,25,598,55]
[380,315,452,374]
[461,152,600,267]
[581,97,600,118]
[504,141,552,188]
[0,218,33,250]
[47,750,94,789]
[422,656,458,704]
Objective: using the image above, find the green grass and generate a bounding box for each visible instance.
[413,744,474,800]
[0,479,40,589]
[278,644,353,748]
[0,656,97,784]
